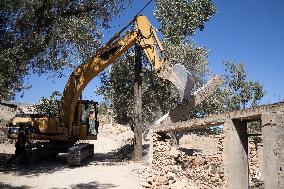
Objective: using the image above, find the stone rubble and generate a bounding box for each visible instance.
[139,133,225,189]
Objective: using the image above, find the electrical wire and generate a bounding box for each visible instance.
[117,0,154,35]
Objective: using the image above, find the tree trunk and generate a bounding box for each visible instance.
[133,44,143,162]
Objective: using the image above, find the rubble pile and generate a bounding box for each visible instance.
[141,133,225,189]
[98,114,131,134]
[142,133,195,188]
[0,129,6,143]
[0,104,16,127]
[98,114,111,125]
[182,134,225,188]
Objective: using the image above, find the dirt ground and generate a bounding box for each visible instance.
[0,130,142,189]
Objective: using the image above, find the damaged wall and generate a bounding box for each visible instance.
[146,102,284,189]
[143,133,225,189]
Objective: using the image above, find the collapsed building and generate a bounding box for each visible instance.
[143,102,284,189]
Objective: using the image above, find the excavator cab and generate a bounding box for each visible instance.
[71,99,99,140]
[80,100,99,136]
[7,100,100,141]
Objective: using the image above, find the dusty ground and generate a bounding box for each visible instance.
[0,129,142,189]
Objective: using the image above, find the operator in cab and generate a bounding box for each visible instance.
[6,123,31,168]
[88,110,98,135]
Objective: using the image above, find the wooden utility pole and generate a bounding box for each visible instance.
[133,44,143,162]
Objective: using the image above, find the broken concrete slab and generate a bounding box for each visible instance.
[155,102,284,133]
[155,75,223,125]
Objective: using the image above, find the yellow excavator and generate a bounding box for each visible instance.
[7,15,221,166]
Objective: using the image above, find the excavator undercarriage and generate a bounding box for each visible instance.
[67,143,94,166]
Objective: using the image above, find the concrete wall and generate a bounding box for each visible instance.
[262,113,284,189]
[224,119,249,189]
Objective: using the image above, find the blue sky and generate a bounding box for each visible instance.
[16,0,284,105]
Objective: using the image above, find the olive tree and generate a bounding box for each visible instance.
[0,0,130,100]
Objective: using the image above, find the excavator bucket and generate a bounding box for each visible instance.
[162,64,204,102]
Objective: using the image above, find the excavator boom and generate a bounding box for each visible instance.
[60,15,222,136]
[60,16,165,135]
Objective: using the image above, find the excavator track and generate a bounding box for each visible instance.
[67,143,94,166]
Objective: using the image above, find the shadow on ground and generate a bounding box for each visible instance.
[89,144,134,166]
[0,143,135,175]
[0,153,69,177]
[51,181,117,189]
[0,182,31,189]
[178,147,201,156]
[0,181,118,189]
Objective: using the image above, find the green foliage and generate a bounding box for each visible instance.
[155,0,216,43]
[97,51,163,125]
[34,91,62,117]
[96,0,265,132]
[188,62,264,135]
[97,51,135,125]
[163,40,209,78]
[222,61,265,111]
[183,61,265,135]
[190,88,228,118]
[0,0,130,100]
[192,61,265,119]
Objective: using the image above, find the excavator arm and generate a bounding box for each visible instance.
[61,16,169,135]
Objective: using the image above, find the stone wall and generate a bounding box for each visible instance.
[143,133,268,189]
[152,102,284,189]
[142,133,225,189]
[248,138,263,185]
